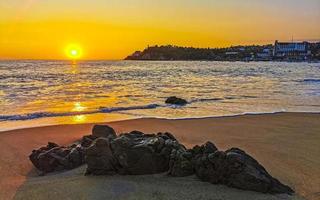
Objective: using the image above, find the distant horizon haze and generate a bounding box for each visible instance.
[0,0,319,60]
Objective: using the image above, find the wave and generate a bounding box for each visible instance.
[191,98,224,102]
[0,104,161,121]
[99,104,160,112]
[0,98,229,121]
[300,79,320,83]
[190,96,257,103]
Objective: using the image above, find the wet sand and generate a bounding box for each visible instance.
[0,112,319,200]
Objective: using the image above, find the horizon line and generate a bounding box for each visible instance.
[1,40,319,61]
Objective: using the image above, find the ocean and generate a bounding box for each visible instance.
[0,60,319,131]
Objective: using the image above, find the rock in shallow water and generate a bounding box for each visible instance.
[165,96,188,105]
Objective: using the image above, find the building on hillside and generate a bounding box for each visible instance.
[225,52,239,55]
[256,48,272,60]
[273,40,311,60]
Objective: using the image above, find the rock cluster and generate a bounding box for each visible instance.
[29,125,294,194]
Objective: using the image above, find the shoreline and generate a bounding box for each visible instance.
[1,111,320,133]
[124,59,320,63]
[1,59,319,63]
[0,112,319,199]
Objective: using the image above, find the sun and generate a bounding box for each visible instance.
[65,44,83,59]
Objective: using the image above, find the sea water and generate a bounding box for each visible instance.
[0,60,319,131]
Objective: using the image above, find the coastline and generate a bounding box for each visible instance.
[1,111,320,132]
[0,112,319,199]
[124,59,320,63]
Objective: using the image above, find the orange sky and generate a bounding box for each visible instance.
[0,0,319,60]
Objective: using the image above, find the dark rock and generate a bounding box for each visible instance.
[29,142,86,174]
[194,147,294,194]
[191,141,217,155]
[47,142,59,149]
[85,138,117,175]
[110,132,183,175]
[81,135,98,147]
[165,96,188,105]
[168,148,194,177]
[168,141,217,178]
[29,142,58,173]
[67,145,84,167]
[158,132,177,141]
[92,125,117,140]
[128,130,144,136]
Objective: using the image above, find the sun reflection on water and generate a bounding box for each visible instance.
[72,102,86,112]
[72,115,86,123]
[65,62,80,74]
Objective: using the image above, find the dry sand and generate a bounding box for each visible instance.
[0,112,319,200]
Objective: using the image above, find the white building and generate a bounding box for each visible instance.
[273,40,310,59]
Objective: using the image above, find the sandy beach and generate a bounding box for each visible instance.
[0,112,319,200]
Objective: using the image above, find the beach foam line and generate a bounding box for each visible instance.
[143,110,289,121]
[0,98,231,122]
[189,98,224,103]
[189,96,259,103]
[298,78,320,84]
[0,104,161,121]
